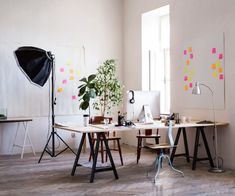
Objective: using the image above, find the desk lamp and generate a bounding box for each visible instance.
[192,81,224,173]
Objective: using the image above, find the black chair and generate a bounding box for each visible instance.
[89,116,123,165]
[136,129,160,163]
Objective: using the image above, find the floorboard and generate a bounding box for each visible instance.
[0,145,235,196]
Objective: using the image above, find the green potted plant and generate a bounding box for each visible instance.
[93,59,122,117]
[77,74,97,116]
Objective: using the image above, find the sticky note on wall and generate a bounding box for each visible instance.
[184,50,187,55]
[219,74,224,80]
[188,47,192,53]
[219,53,223,59]
[186,60,190,65]
[212,48,216,54]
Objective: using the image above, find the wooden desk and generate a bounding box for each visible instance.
[0,117,36,159]
[55,121,228,182]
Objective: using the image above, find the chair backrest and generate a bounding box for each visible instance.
[91,116,112,124]
[166,120,174,147]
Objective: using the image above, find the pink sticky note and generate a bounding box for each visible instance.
[219,53,223,59]
[62,79,67,84]
[212,48,216,54]
[184,50,187,55]
[184,76,188,81]
[72,95,76,100]
[60,68,64,72]
[219,74,224,80]
[189,82,193,88]
[190,53,193,59]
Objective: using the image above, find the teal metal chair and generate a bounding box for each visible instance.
[146,120,184,182]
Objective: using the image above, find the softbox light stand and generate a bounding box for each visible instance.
[14,47,76,163]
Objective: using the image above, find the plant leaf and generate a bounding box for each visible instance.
[79,86,86,96]
[88,74,96,82]
[79,77,87,83]
[80,101,89,110]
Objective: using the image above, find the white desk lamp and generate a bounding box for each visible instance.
[192,81,224,173]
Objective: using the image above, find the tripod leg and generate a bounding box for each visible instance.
[38,134,52,163]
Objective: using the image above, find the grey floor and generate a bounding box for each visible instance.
[0,145,235,196]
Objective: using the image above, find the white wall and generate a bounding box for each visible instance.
[123,0,235,169]
[0,0,123,154]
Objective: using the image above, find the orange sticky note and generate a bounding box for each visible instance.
[186,59,190,65]
[57,87,63,93]
[211,64,216,69]
[218,67,223,73]
[69,76,74,80]
[184,85,188,91]
[188,47,192,53]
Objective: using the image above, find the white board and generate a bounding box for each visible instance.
[0,42,87,117]
[178,32,225,109]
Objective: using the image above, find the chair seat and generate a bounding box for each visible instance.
[136,134,160,138]
[146,143,177,149]
[92,137,121,141]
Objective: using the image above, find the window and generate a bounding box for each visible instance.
[142,5,170,114]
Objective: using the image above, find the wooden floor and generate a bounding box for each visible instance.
[0,145,235,196]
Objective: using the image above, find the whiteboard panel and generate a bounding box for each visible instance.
[178,33,225,109]
[0,43,86,117]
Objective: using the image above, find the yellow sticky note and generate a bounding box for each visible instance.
[188,47,192,53]
[188,76,192,82]
[69,76,74,80]
[211,64,216,69]
[184,85,188,91]
[213,71,218,78]
[186,59,190,65]
[189,70,194,77]
[66,60,72,66]
[184,67,188,73]
[76,70,80,75]
[216,60,220,67]
[57,87,63,93]
[70,69,74,74]
[218,67,223,73]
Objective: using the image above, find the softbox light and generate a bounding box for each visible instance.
[15,46,53,87]
[14,46,75,163]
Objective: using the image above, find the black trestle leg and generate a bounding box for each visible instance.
[71,133,86,176]
[101,132,119,180]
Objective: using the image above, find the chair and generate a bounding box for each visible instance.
[136,129,161,163]
[146,121,184,182]
[89,116,123,165]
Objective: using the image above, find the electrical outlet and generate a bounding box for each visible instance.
[71,132,75,138]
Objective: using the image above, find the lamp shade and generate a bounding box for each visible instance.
[192,82,201,95]
[14,46,53,87]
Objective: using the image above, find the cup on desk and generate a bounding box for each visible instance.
[0,108,7,119]
[181,116,187,123]
[83,114,89,127]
